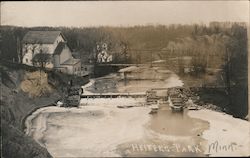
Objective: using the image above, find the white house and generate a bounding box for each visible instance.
[22,31,81,75]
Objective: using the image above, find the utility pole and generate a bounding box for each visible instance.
[165,49,168,68]
[225,47,232,107]
[17,36,21,63]
[136,51,138,67]
[247,21,250,121]
[150,51,153,67]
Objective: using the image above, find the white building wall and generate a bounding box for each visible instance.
[22,34,64,63]
[53,34,65,51]
[21,34,76,72]
[74,62,81,75]
[22,43,55,56]
[42,44,55,54]
[60,46,72,64]
[22,51,33,66]
[61,65,73,74]
[60,62,81,75]
[22,43,55,68]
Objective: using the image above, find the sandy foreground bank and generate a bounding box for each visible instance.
[25,99,152,157]
[188,109,250,157]
[25,101,250,157]
[26,99,202,157]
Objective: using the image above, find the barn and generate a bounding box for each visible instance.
[22,31,81,75]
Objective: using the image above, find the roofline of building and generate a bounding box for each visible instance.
[59,32,67,43]
[53,42,74,55]
[60,59,81,65]
[21,30,67,44]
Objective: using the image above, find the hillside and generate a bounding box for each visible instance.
[0,63,64,158]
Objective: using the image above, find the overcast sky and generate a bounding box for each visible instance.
[1,1,249,27]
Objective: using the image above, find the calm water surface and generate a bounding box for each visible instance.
[116,103,209,157]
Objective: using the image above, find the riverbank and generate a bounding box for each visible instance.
[25,102,250,157]
[1,65,59,158]
[1,61,88,158]
[25,103,151,157]
[188,109,250,157]
[22,103,56,133]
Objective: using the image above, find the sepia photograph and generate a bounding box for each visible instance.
[0,1,249,157]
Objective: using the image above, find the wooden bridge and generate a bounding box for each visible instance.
[81,92,146,98]
[97,63,148,67]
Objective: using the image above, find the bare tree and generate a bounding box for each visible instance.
[32,48,51,68]
[32,47,51,85]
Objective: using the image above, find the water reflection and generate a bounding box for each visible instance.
[149,104,208,136]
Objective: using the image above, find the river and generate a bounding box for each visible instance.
[25,66,250,157]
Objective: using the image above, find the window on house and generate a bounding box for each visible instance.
[84,67,87,71]
[26,58,28,63]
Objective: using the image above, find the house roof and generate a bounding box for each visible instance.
[61,58,80,65]
[72,51,81,59]
[54,42,66,55]
[22,31,65,44]
[54,42,73,55]
[119,66,139,73]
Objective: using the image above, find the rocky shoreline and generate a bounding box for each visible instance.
[167,87,235,115]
